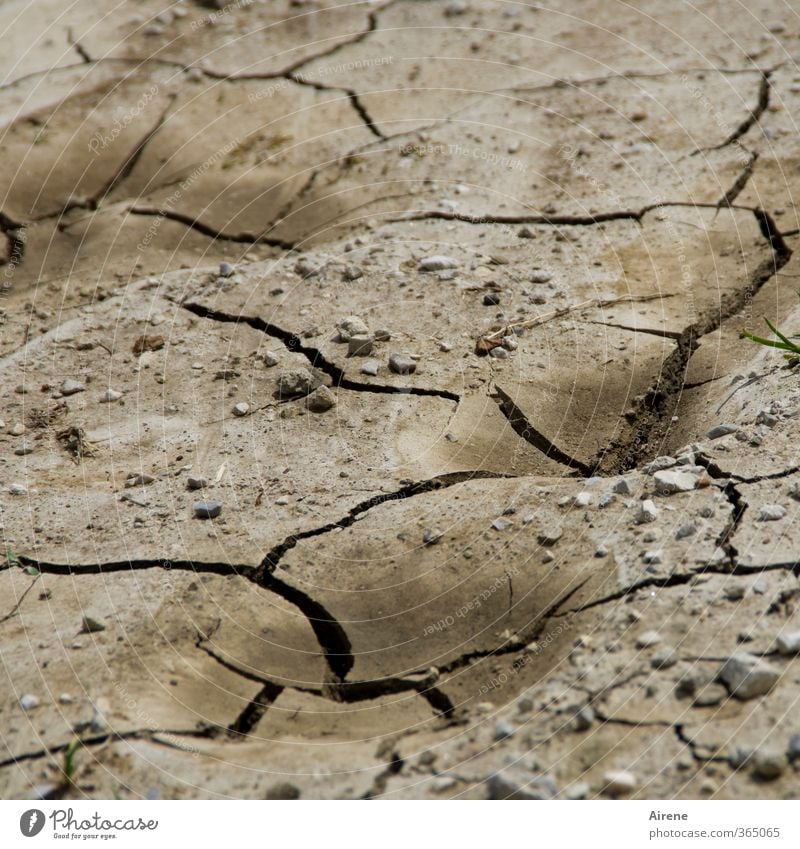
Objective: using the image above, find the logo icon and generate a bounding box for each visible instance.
[19,810,45,837]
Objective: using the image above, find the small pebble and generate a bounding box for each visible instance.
[10,422,25,436]
[494,719,514,740]
[277,368,319,398]
[262,351,279,367]
[218,261,235,277]
[775,631,800,655]
[194,501,223,520]
[338,316,370,341]
[751,750,786,781]
[653,469,699,494]
[389,353,416,375]
[643,550,662,565]
[612,479,631,495]
[676,523,697,539]
[348,335,373,357]
[419,255,458,271]
[635,500,658,524]
[361,360,379,376]
[483,292,500,306]
[187,476,207,491]
[718,653,780,700]
[707,423,738,439]
[101,388,123,402]
[636,630,661,648]
[423,529,442,545]
[759,504,786,521]
[492,517,512,531]
[81,616,106,633]
[651,648,676,669]
[574,491,592,507]
[306,386,336,413]
[643,456,676,473]
[20,694,39,711]
[602,770,636,796]
[232,402,250,417]
[9,483,28,495]
[60,379,85,396]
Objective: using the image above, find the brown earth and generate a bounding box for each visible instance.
[2,0,800,800]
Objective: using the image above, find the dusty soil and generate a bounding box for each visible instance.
[2,0,800,800]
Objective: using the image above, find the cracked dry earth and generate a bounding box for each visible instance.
[4,0,800,803]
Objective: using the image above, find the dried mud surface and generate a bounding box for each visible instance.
[2,0,800,800]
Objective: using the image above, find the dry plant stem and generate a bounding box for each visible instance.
[477,293,673,351]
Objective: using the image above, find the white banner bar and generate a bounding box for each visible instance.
[1,800,798,848]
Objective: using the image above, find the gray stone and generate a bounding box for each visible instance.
[187,476,208,491]
[19,694,39,711]
[10,422,25,436]
[643,550,663,565]
[14,442,33,456]
[487,772,557,800]
[306,386,336,413]
[636,630,662,648]
[81,616,106,633]
[564,781,590,800]
[759,504,786,521]
[360,360,379,376]
[707,423,739,439]
[218,261,235,277]
[530,270,552,284]
[389,353,417,375]
[194,501,223,520]
[60,379,85,396]
[348,335,373,356]
[491,517,512,531]
[653,469,699,494]
[717,653,780,700]
[232,402,250,417]
[643,455,676,473]
[651,648,677,669]
[494,719,514,740]
[635,499,658,524]
[602,770,636,796]
[423,529,442,546]
[693,683,727,707]
[751,750,786,781]
[337,316,370,341]
[277,368,319,398]
[612,478,631,495]
[9,483,27,495]
[342,264,363,281]
[101,388,123,402]
[262,351,279,367]
[537,527,563,546]
[419,255,458,271]
[775,631,800,655]
[676,523,697,539]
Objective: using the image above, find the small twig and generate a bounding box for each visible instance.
[475,293,674,353]
[0,575,41,624]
